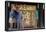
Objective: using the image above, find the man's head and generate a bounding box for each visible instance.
[11,4,16,10]
[11,4,20,12]
[15,4,20,11]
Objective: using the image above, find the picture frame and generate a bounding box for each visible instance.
[5,1,45,31]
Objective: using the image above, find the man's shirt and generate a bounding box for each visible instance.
[9,10,22,23]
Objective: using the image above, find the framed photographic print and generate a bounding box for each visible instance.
[5,1,45,31]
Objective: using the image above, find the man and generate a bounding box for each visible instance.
[9,4,23,30]
[9,4,16,29]
[15,5,23,30]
